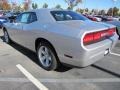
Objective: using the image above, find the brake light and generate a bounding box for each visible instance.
[93,32,101,40]
[108,28,116,36]
[83,33,93,44]
[83,28,116,45]
[100,30,108,37]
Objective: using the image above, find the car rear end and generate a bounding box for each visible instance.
[49,10,118,67]
[69,27,118,67]
[57,23,118,67]
[78,27,118,67]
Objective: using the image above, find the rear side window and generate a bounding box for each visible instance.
[15,13,30,23]
[21,13,30,23]
[28,12,37,23]
[15,12,37,24]
[51,11,88,21]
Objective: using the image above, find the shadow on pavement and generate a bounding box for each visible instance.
[0,35,72,72]
[10,43,73,72]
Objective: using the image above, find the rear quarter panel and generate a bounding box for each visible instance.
[27,22,83,60]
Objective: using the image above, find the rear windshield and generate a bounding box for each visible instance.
[51,11,88,21]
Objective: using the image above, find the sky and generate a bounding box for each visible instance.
[9,0,120,10]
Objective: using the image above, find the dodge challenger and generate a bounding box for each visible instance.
[3,9,118,71]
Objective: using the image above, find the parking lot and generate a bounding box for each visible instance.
[0,30,120,90]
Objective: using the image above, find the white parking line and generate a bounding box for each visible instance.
[16,64,48,90]
[110,52,120,57]
[0,77,120,83]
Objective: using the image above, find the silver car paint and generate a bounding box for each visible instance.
[4,9,118,67]
[105,21,120,36]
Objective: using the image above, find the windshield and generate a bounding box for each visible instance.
[51,11,89,21]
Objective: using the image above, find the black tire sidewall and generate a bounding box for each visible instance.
[4,30,10,44]
[37,42,58,71]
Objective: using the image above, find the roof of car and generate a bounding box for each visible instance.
[28,8,66,13]
[26,9,68,23]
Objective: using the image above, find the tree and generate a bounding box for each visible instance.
[107,8,113,16]
[64,0,82,10]
[67,6,73,10]
[107,7,119,16]
[101,10,106,15]
[14,5,22,12]
[2,2,11,10]
[43,3,48,8]
[119,11,120,16]
[85,8,89,12]
[99,10,106,15]
[91,9,95,14]
[32,3,34,9]
[113,7,119,16]
[76,8,84,13]
[32,3,38,9]
[23,3,29,11]
[0,3,2,10]
[55,4,61,9]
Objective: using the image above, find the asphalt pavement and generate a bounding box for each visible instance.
[0,30,120,90]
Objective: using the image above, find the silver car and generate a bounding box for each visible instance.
[105,21,120,38]
[3,9,118,71]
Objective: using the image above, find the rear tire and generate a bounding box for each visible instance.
[37,42,59,71]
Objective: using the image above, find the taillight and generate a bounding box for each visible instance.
[108,28,116,36]
[100,30,108,37]
[92,18,97,21]
[93,32,101,40]
[83,28,116,45]
[83,33,93,44]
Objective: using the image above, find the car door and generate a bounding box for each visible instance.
[7,13,23,42]
[17,12,38,51]
[12,13,30,45]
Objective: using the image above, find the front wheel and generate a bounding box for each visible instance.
[3,30,11,44]
[37,42,59,71]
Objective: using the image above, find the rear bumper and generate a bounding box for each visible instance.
[79,42,112,67]
[59,35,118,67]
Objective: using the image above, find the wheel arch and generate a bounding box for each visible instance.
[35,38,59,60]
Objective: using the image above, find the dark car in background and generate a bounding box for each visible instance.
[0,17,9,29]
[83,14,113,22]
[83,14,98,21]
[0,12,3,17]
[4,12,20,23]
[94,15,113,22]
